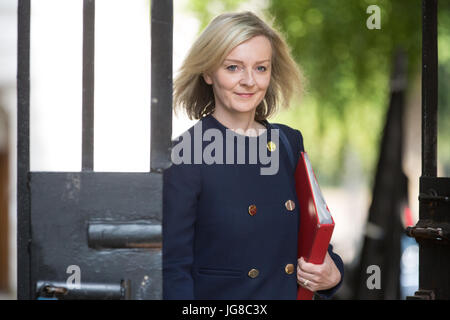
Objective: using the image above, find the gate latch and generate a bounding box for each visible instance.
[418,189,450,204]
[36,280,131,300]
[405,220,450,243]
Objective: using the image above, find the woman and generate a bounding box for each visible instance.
[163,11,344,300]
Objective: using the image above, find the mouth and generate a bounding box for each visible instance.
[235,93,255,98]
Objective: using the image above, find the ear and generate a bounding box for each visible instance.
[202,73,213,85]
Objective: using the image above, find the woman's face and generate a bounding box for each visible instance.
[203,35,272,116]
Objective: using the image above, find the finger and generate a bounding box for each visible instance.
[297,263,319,282]
[298,257,322,274]
[297,262,316,277]
[297,277,318,291]
[297,267,318,284]
[298,258,322,276]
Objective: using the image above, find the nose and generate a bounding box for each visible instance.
[240,69,255,86]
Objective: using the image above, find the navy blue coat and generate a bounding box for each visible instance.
[163,114,344,300]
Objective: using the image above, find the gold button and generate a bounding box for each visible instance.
[285,264,295,275]
[285,200,296,211]
[248,204,257,216]
[267,141,276,152]
[248,268,259,278]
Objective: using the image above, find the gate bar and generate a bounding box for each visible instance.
[17,0,31,300]
[82,0,95,171]
[422,0,438,177]
[150,0,173,172]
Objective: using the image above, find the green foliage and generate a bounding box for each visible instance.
[268,0,422,186]
[184,0,245,30]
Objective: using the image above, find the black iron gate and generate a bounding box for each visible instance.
[17,0,173,299]
[406,0,450,300]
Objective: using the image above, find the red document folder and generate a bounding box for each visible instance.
[295,152,335,300]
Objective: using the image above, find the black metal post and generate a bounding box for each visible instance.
[150,0,173,172]
[17,0,31,300]
[406,0,450,300]
[82,0,95,171]
[422,0,438,177]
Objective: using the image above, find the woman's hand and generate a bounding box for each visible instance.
[297,252,341,292]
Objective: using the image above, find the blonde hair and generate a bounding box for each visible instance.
[173,11,305,121]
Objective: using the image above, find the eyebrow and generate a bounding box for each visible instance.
[224,59,271,64]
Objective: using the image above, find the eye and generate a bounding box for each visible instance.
[226,65,238,71]
[257,66,267,72]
